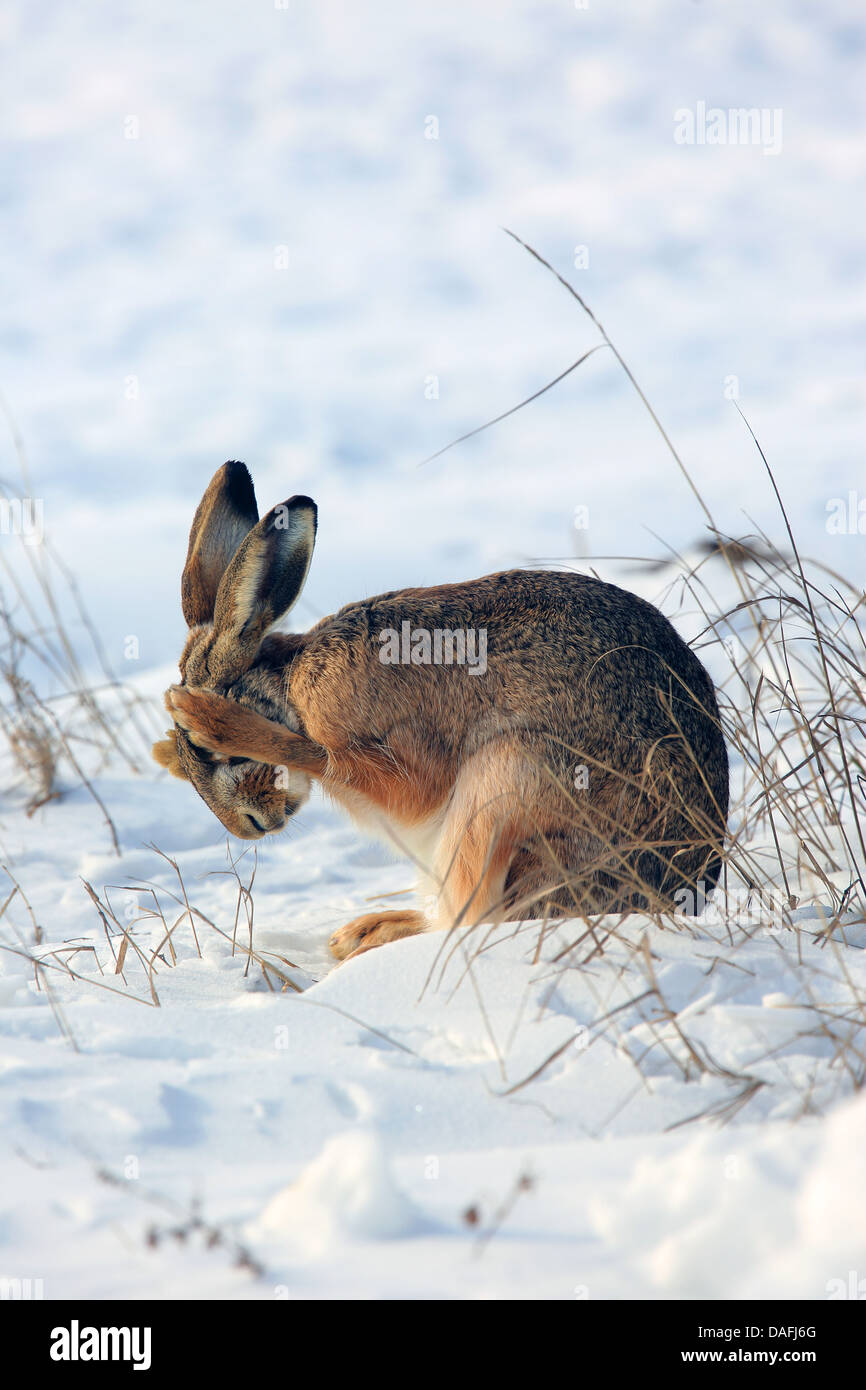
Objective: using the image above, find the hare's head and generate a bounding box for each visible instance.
[153,461,317,840]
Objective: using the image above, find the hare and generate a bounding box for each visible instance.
[154,461,728,960]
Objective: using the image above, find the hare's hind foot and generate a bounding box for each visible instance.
[329,909,428,961]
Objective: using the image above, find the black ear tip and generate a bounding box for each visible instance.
[287,494,316,512]
[222,461,257,515]
[267,495,318,536]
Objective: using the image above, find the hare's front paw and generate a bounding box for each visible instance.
[328,909,428,961]
[165,684,238,754]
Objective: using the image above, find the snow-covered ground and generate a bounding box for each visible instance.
[1,660,865,1301]
[2,1,865,1301]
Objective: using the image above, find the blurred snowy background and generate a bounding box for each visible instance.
[1,0,864,673]
[2,0,866,1303]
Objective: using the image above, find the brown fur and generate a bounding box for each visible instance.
[152,729,186,779]
[158,462,730,957]
[329,910,428,960]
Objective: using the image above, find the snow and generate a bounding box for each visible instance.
[251,1132,428,1254]
[1,700,865,1298]
[2,0,866,1302]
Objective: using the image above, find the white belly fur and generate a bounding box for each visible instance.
[328,784,445,900]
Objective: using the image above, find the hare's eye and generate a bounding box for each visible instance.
[228,756,248,767]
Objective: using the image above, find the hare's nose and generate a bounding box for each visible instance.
[242,808,287,835]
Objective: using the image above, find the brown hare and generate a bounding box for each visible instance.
[154,461,729,960]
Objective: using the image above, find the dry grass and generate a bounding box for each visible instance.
[78,841,306,1004]
[0,837,306,1063]
[416,238,866,1118]
[1,244,864,1127]
[1,416,160,842]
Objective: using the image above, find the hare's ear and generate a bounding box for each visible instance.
[209,495,317,673]
[181,461,259,627]
[151,730,188,780]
